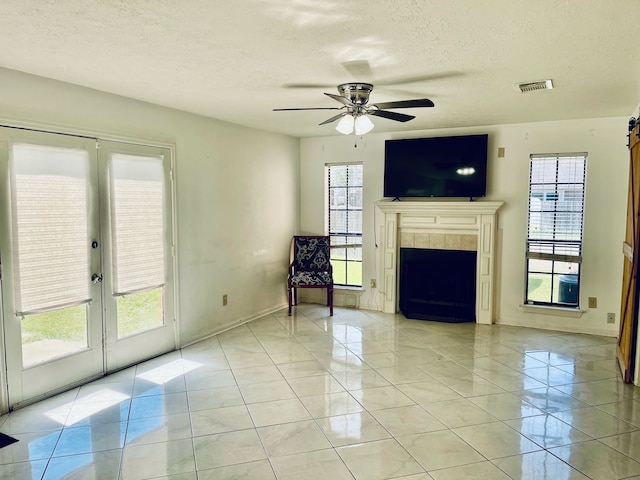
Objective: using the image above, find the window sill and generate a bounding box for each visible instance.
[519,304,585,318]
[334,285,364,292]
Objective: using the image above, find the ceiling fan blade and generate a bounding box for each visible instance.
[273,107,342,111]
[324,92,354,107]
[375,71,464,86]
[369,110,415,123]
[341,60,374,80]
[283,82,335,89]
[319,112,347,125]
[372,98,434,109]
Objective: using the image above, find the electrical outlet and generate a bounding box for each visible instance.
[222,294,228,306]
[370,278,376,289]
[588,297,597,308]
[607,312,615,324]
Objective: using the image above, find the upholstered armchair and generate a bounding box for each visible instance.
[287,235,334,316]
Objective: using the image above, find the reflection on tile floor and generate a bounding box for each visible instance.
[1,305,639,479]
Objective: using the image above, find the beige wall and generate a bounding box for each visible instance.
[0,67,300,345]
[300,117,629,337]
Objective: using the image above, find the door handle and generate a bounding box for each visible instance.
[91,273,103,284]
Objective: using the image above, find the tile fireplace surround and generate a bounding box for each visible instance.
[375,200,504,324]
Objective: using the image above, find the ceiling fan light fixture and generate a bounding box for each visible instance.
[354,115,374,135]
[335,114,355,135]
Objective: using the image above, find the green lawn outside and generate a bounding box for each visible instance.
[21,289,163,344]
[331,259,362,287]
[117,289,163,338]
[527,273,561,303]
[22,304,87,344]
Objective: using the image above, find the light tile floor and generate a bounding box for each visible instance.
[1,305,640,479]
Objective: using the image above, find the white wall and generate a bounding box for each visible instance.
[300,117,629,336]
[0,67,299,345]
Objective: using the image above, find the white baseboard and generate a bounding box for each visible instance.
[180,303,288,348]
[495,317,618,337]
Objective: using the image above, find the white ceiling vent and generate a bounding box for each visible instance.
[517,79,554,93]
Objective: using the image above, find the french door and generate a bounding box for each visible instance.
[0,128,176,408]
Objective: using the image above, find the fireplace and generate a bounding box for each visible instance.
[375,200,503,324]
[400,248,477,322]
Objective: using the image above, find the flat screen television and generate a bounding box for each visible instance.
[383,134,488,199]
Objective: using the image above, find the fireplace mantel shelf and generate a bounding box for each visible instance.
[375,199,504,325]
[376,200,503,216]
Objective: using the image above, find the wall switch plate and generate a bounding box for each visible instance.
[370,278,376,288]
[588,297,597,308]
[222,294,228,306]
[607,312,615,324]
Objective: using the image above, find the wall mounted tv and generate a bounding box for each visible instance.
[384,134,488,199]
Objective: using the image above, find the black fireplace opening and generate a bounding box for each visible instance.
[399,248,477,323]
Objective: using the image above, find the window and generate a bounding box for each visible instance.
[525,153,586,307]
[327,163,363,286]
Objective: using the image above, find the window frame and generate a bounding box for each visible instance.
[326,162,363,287]
[525,153,587,308]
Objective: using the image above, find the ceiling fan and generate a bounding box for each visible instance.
[273,82,435,135]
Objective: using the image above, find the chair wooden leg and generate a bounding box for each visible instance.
[288,285,292,316]
[328,287,333,316]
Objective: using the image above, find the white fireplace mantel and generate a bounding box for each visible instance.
[375,200,504,324]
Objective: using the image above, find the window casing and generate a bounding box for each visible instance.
[525,153,586,307]
[327,163,363,287]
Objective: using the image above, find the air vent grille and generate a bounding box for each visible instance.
[518,79,554,93]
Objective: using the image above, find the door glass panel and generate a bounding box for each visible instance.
[21,304,88,367]
[10,142,93,368]
[117,288,164,338]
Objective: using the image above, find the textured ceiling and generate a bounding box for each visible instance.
[0,0,638,138]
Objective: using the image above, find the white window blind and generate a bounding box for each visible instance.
[10,143,91,315]
[110,153,165,295]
